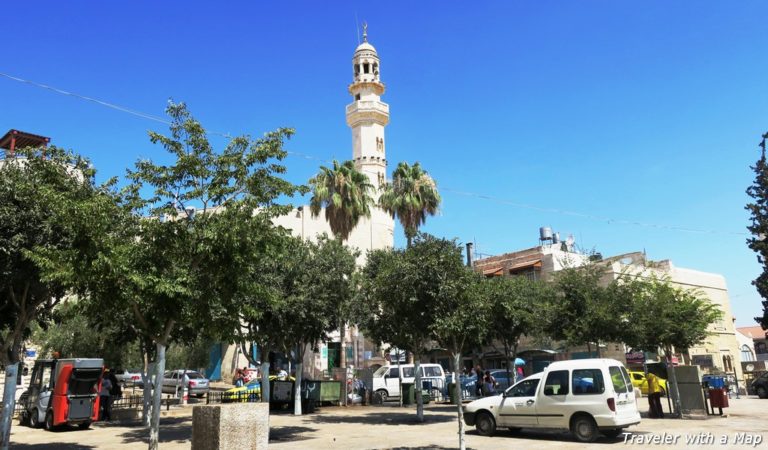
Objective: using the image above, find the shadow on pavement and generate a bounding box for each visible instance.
[10,444,97,450]
[269,425,316,443]
[117,417,191,444]
[466,428,636,444]
[309,410,455,426]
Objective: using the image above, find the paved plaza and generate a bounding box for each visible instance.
[8,396,768,449]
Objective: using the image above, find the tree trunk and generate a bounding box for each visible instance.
[293,361,303,415]
[503,341,513,387]
[665,348,682,417]
[396,350,403,408]
[596,342,602,358]
[414,357,423,422]
[0,363,19,450]
[339,323,347,371]
[452,352,466,450]
[148,342,167,450]
[587,342,592,356]
[140,349,153,427]
[260,361,271,403]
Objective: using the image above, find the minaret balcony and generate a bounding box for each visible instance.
[346,101,390,127]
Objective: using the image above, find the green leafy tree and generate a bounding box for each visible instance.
[40,102,301,450]
[278,235,358,415]
[425,236,493,450]
[486,275,554,385]
[356,241,437,421]
[0,146,115,450]
[379,162,441,247]
[308,160,374,242]
[746,133,768,329]
[624,275,721,416]
[548,263,631,356]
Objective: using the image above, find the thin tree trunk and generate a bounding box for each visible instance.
[453,352,466,450]
[148,342,167,450]
[141,344,152,427]
[294,345,304,416]
[260,361,271,403]
[587,342,592,357]
[415,357,423,422]
[596,341,602,358]
[397,349,403,407]
[503,341,513,387]
[0,363,19,450]
[665,348,682,417]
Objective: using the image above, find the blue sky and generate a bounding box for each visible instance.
[2,1,766,327]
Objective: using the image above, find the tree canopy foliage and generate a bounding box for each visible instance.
[308,160,373,241]
[379,162,441,247]
[746,136,768,329]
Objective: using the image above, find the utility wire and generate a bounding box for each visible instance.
[0,70,747,237]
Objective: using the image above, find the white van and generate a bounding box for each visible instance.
[463,358,641,442]
[372,363,446,402]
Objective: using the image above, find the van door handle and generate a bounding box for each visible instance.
[526,399,535,405]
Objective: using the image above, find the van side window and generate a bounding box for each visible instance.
[572,369,605,395]
[609,366,629,393]
[543,370,569,396]
[389,368,400,378]
[423,366,442,377]
[620,366,634,392]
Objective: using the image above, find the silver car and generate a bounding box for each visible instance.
[161,370,209,398]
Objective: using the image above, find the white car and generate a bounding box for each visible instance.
[463,358,641,442]
[113,368,142,386]
[372,363,446,402]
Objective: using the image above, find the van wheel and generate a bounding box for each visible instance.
[475,411,496,437]
[29,409,41,428]
[44,410,56,431]
[571,414,598,442]
[375,389,388,403]
[602,428,624,439]
[756,386,767,399]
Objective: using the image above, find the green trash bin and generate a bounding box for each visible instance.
[402,382,414,405]
[448,382,457,404]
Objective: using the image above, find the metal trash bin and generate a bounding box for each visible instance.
[402,383,414,405]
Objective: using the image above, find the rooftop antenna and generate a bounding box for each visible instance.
[354,13,361,45]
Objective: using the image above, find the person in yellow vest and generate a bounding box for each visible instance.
[647,372,664,418]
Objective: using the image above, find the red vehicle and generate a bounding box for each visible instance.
[19,358,103,430]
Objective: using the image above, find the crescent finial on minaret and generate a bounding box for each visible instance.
[362,22,368,42]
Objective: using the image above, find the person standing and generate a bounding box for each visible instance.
[474,365,483,397]
[647,372,664,418]
[100,373,113,422]
[482,371,497,397]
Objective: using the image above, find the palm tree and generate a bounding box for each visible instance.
[308,160,374,242]
[379,162,441,247]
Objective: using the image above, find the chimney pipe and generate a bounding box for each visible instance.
[466,242,474,267]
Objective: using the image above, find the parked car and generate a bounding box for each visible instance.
[372,363,446,402]
[628,371,668,396]
[162,370,210,398]
[113,368,142,386]
[463,358,641,442]
[750,371,768,399]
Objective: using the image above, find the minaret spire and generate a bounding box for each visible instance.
[362,22,368,42]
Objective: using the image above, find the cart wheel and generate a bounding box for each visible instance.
[44,410,56,431]
[78,421,92,430]
[29,409,41,428]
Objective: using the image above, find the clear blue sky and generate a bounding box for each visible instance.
[2,1,766,327]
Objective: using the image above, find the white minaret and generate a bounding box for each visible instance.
[346,24,389,192]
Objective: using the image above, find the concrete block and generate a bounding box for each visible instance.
[192,403,269,450]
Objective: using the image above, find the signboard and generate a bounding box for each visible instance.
[692,354,714,368]
[625,351,645,365]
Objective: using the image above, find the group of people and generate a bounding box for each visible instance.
[465,364,525,397]
[233,366,260,387]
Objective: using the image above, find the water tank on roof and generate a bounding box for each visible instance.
[539,227,553,241]
[553,232,561,244]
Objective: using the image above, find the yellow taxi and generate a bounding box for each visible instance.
[628,371,667,395]
[221,375,296,403]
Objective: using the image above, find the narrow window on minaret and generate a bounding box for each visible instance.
[363,63,370,74]
[355,94,361,101]
[373,63,379,75]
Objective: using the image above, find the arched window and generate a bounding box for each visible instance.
[373,62,379,75]
[363,62,370,74]
[741,345,754,362]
